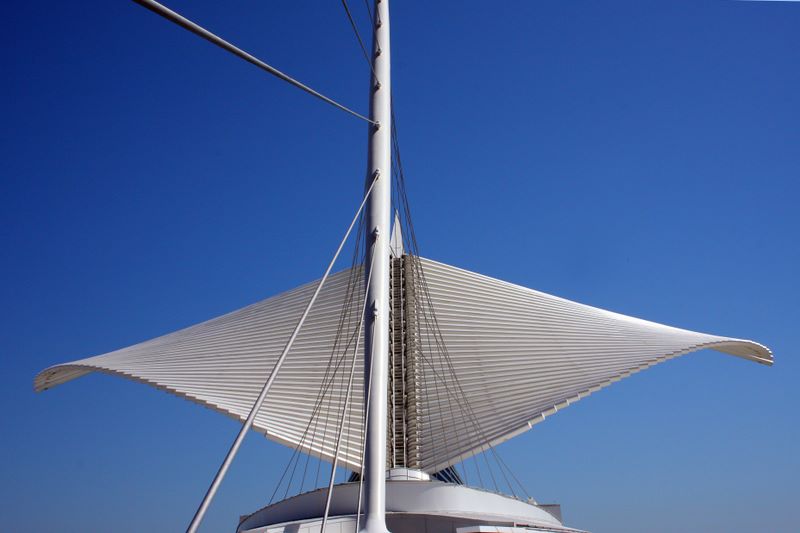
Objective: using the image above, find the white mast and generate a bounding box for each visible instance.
[362,0,391,532]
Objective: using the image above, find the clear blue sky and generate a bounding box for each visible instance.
[2,1,798,532]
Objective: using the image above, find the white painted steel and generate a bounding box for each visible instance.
[386,468,430,481]
[411,258,772,473]
[236,481,579,533]
[132,0,374,124]
[361,0,392,531]
[36,267,367,470]
[34,258,771,476]
[322,248,376,532]
[389,212,404,258]
[185,174,377,533]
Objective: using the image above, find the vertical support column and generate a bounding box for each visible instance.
[362,1,391,533]
[389,257,406,468]
[403,256,422,470]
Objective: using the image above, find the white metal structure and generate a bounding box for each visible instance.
[34,257,772,471]
[361,1,392,530]
[237,480,580,533]
[34,1,772,532]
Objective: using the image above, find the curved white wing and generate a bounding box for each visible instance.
[412,258,771,472]
[35,267,367,470]
[35,258,771,474]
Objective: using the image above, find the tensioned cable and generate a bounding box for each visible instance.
[402,218,519,495]
[299,218,366,495]
[270,217,367,503]
[400,190,513,495]
[408,251,523,496]
[268,322,357,504]
[389,123,476,486]
[321,241,376,531]
[185,171,380,533]
[270,189,369,501]
[391,117,530,499]
[311,218,367,490]
[340,0,377,81]
[359,0,382,42]
[300,230,363,496]
[272,227,364,501]
[355,322,376,533]
[132,0,376,125]
[388,143,470,484]
[277,328,355,501]
[362,0,374,23]
[347,0,526,498]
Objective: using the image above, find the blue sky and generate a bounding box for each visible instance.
[2,1,798,532]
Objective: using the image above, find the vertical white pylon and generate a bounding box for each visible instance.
[362,0,391,532]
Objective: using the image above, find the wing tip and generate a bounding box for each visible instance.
[708,339,773,366]
[33,364,92,393]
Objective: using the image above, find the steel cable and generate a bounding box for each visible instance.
[133,0,376,125]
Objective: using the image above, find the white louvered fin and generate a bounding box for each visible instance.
[34,257,771,474]
[410,257,772,473]
[35,267,367,470]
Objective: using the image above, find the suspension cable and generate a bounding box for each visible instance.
[321,241,376,531]
[185,172,380,533]
[339,0,379,83]
[270,199,366,502]
[390,114,531,499]
[342,0,523,493]
[355,322,376,533]
[298,218,366,495]
[132,0,376,125]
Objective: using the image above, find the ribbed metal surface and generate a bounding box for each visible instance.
[34,258,771,474]
[412,258,772,472]
[35,267,367,470]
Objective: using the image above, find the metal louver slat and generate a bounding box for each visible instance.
[411,258,771,472]
[34,257,771,474]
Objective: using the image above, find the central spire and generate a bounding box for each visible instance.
[361,1,392,532]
